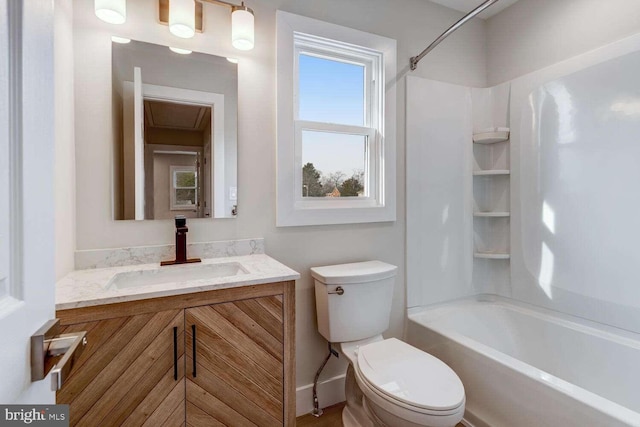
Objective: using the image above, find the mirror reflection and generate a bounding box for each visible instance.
[112,40,238,220]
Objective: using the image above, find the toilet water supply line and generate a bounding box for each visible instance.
[312,342,339,417]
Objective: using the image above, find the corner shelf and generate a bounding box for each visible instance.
[473,212,510,218]
[474,252,511,260]
[473,127,510,144]
[473,170,510,176]
[472,125,510,264]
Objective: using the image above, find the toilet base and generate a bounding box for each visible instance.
[342,364,375,427]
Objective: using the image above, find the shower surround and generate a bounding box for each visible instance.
[406,33,640,426]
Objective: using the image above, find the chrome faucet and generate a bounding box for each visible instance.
[161,216,202,266]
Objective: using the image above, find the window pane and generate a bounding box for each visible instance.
[298,54,365,126]
[175,189,197,206]
[175,171,196,188]
[301,130,366,198]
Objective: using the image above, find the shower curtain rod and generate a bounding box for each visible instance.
[410,0,499,71]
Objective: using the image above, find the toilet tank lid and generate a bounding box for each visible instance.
[311,261,397,285]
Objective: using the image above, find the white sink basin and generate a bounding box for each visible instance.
[107,262,248,290]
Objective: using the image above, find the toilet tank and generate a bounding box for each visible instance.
[312,261,397,343]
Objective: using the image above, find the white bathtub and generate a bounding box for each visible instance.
[406,297,640,427]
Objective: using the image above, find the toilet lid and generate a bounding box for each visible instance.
[356,338,465,412]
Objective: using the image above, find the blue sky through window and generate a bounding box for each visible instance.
[299,54,366,179]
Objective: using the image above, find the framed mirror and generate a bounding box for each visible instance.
[112,40,238,220]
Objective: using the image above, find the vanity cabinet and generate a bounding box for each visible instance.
[56,308,185,426]
[185,299,285,426]
[56,281,295,427]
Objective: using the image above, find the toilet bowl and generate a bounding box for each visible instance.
[311,261,466,427]
[341,337,465,427]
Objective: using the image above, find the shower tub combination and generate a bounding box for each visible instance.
[406,297,640,427]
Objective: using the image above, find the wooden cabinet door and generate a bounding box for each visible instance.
[57,309,185,427]
[185,296,285,426]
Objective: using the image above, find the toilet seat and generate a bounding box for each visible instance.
[355,338,465,415]
[354,367,465,427]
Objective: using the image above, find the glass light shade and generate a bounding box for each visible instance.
[95,0,126,24]
[169,0,196,39]
[111,36,131,44]
[169,47,192,55]
[231,7,254,51]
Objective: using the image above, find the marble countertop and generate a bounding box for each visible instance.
[56,254,300,310]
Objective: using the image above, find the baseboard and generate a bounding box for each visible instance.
[295,374,346,417]
[461,409,490,427]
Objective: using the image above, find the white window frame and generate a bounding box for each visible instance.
[277,11,396,226]
[170,165,198,211]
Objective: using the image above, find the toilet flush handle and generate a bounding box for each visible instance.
[328,286,344,295]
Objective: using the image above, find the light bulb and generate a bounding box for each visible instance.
[231,5,254,51]
[169,0,196,39]
[95,0,126,24]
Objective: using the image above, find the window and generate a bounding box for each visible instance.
[296,40,376,201]
[277,11,397,226]
[170,166,198,210]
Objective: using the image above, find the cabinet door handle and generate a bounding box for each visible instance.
[173,326,178,381]
[192,324,197,378]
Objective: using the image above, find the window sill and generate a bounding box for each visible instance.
[277,204,395,227]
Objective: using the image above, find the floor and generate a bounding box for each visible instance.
[296,403,345,427]
[296,403,465,426]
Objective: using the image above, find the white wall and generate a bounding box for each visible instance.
[485,0,640,330]
[509,34,640,334]
[54,0,75,280]
[405,0,640,321]
[486,0,640,85]
[406,77,474,309]
[71,0,487,410]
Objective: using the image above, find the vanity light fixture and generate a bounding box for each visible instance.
[160,0,255,51]
[111,36,131,44]
[98,0,255,50]
[169,47,193,54]
[95,0,127,24]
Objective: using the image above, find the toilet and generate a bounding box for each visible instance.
[312,261,465,427]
